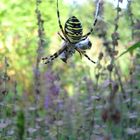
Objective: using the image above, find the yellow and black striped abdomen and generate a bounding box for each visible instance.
[64,16,83,43]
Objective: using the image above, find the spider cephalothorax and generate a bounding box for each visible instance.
[42,0,97,64]
[59,37,93,63]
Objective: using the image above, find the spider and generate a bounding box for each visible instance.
[59,37,93,63]
[42,0,98,64]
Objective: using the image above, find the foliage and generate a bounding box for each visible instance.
[118,41,140,58]
[16,110,25,140]
[0,0,140,140]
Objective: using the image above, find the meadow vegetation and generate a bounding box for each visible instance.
[0,0,140,139]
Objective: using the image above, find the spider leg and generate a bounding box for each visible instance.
[58,32,67,42]
[82,28,94,39]
[81,16,98,39]
[42,44,67,64]
[76,48,96,64]
[75,48,83,58]
[57,0,70,43]
[82,14,98,39]
[81,0,101,39]
[83,53,96,64]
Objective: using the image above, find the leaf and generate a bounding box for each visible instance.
[16,110,25,140]
[117,41,140,58]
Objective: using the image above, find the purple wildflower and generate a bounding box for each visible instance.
[44,70,61,109]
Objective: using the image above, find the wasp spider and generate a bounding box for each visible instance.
[42,0,97,64]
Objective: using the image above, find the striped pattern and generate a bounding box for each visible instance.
[42,0,96,65]
[83,53,96,64]
[42,45,67,64]
[64,16,83,43]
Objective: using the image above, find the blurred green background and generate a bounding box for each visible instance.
[1,0,140,139]
[0,0,140,94]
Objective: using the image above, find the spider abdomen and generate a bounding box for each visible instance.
[64,16,83,43]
